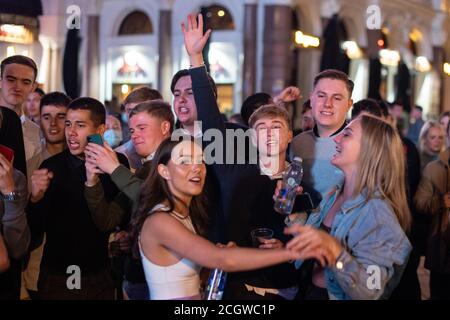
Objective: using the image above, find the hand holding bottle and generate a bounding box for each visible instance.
[274,157,304,214]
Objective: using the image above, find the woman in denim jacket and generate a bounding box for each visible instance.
[286,115,412,300]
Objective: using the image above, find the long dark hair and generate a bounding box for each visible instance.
[130,137,209,257]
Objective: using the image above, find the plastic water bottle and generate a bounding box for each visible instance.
[274,157,303,214]
[203,268,227,300]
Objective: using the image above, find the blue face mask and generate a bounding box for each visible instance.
[103,129,123,148]
[121,112,128,124]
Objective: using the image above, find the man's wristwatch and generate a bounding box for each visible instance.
[0,191,19,201]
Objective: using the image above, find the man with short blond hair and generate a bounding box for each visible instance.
[27,97,129,300]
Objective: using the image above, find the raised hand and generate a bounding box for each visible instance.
[181,13,211,67]
[85,142,120,175]
[273,86,302,105]
[0,154,14,195]
[284,224,342,267]
[30,168,53,203]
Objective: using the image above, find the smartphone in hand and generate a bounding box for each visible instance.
[87,134,103,146]
[0,144,14,163]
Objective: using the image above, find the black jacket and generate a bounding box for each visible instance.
[190,66,321,290]
[27,150,129,275]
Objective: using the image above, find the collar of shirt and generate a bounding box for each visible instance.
[141,152,155,164]
[340,188,382,214]
[179,127,203,139]
[325,185,381,215]
[20,114,27,125]
[313,121,347,138]
[259,160,290,179]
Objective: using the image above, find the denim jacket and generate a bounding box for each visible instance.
[295,186,412,300]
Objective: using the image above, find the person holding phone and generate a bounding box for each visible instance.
[83,101,174,300]
[0,150,29,299]
[27,97,129,300]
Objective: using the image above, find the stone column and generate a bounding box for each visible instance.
[38,14,66,92]
[49,44,63,92]
[83,15,100,100]
[158,9,172,101]
[430,11,449,114]
[243,3,258,100]
[261,5,293,95]
[430,47,444,116]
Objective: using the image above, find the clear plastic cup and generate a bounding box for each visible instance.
[251,228,274,247]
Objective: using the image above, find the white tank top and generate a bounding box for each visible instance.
[139,204,202,300]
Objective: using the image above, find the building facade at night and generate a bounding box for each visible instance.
[1,0,450,125]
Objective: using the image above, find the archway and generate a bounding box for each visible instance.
[118,10,153,35]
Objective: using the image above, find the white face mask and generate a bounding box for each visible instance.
[103,129,123,148]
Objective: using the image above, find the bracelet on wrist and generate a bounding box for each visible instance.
[0,191,19,201]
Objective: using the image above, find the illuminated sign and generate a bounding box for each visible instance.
[294,31,320,48]
[111,46,156,85]
[0,24,34,44]
[444,62,450,76]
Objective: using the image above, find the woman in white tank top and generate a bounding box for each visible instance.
[130,138,302,300]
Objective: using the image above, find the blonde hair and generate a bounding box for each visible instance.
[248,104,292,130]
[418,121,445,154]
[354,115,411,231]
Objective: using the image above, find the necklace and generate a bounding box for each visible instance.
[171,210,189,220]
